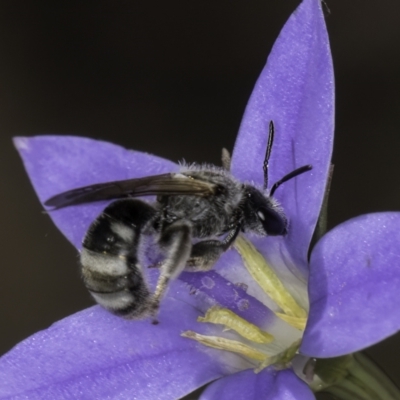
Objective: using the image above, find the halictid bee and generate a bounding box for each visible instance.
[45,121,311,320]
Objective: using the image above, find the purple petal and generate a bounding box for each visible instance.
[179,268,274,327]
[14,136,178,249]
[200,368,315,400]
[302,212,400,357]
[231,0,334,273]
[0,285,233,400]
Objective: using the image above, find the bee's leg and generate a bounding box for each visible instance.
[151,220,192,314]
[80,199,157,319]
[185,225,241,272]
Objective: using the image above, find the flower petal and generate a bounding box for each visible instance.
[302,212,400,357]
[200,368,315,400]
[14,136,178,249]
[0,283,235,400]
[231,0,334,273]
[180,267,275,327]
[180,253,305,352]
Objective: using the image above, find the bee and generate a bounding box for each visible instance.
[45,122,311,320]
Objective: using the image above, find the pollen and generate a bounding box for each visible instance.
[234,235,307,320]
[197,306,274,344]
[275,312,307,330]
[182,235,308,372]
[181,331,269,362]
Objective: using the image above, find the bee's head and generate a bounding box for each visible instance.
[242,186,287,236]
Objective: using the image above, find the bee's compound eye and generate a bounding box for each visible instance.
[259,207,287,236]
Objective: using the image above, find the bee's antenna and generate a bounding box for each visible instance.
[270,164,312,197]
[263,121,275,190]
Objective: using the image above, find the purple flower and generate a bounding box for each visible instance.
[3,0,400,399]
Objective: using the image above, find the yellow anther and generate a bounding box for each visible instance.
[198,306,274,344]
[181,331,269,362]
[234,236,307,319]
[275,312,307,330]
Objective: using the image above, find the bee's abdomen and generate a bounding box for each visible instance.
[81,199,156,318]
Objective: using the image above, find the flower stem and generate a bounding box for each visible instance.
[315,353,400,400]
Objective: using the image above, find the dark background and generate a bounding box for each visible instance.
[1,0,400,395]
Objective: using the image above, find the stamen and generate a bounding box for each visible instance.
[181,331,269,362]
[197,306,274,344]
[275,312,307,330]
[255,339,301,373]
[234,236,307,319]
[182,235,307,373]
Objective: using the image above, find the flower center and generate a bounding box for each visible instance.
[182,235,308,372]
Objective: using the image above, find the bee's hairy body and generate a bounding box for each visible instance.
[80,166,284,319]
[159,167,244,238]
[44,122,311,320]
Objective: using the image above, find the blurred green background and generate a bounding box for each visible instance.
[1,0,400,392]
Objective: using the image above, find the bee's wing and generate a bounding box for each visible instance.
[44,173,216,209]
